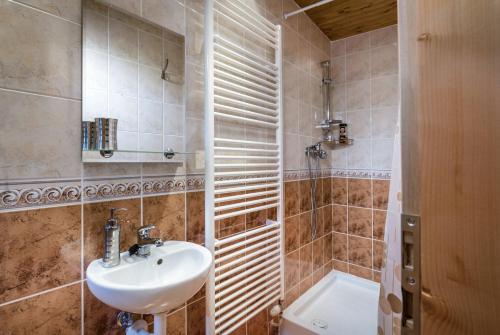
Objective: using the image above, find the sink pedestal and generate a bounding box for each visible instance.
[153,314,167,335]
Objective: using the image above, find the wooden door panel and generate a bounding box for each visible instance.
[401,0,500,334]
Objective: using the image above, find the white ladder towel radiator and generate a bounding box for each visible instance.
[204,0,283,334]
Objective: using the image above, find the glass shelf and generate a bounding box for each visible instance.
[81,149,194,163]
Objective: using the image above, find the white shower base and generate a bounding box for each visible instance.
[281,271,380,335]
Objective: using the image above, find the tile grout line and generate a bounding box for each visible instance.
[0,280,84,308]
[8,0,82,26]
[0,87,82,102]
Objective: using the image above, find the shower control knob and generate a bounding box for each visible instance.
[319,150,327,159]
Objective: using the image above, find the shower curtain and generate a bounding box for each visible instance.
[377,120,403,335]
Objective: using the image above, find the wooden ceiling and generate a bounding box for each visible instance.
[294,0,397,40]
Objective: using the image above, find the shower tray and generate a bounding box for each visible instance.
[281,271,380,335]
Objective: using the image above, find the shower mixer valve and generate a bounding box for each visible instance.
[305,143,328,160]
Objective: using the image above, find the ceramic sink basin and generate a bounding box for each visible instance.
[86,241,212,314]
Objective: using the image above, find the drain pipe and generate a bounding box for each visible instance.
[118,312,151,335]
[125,321,150,335]
[269,303,283,334]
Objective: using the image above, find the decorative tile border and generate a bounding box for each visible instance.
[0,174,207,211]
[284,168,392,181]
[0,169,391,210]
[83,178,142,201]
[186,174,205,191]
[0,180,82,210]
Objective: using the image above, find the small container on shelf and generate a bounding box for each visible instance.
[94,118,118,158]
[82,121,96,151]
[338,123,348,144]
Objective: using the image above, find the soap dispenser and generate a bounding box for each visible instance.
[103,207,127,268]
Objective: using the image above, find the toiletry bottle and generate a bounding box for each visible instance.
[339,123,348,144]
[103,208,127,267]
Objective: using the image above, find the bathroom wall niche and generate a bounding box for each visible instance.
[82,0,185,163]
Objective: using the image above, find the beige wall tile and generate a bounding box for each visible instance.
[346,32,370,54]
[371,75,399,108]
[284,132,300,170]
[346,51,371,82]
[139,31,163,67]
[330,26,399,172]
[142,0,185,36]
[0,0,81,99]
[298,103,313,136]
[347,109,371,138]
[109,17,138,61]
[372,138,394,170]
[370,24,398,48]
[331,39,346,57]
[347,138,371,169]
[284,97,299,134]
[372,107,398,138]
[185,8,204,66]
[85,50,108,91]
[109,56,138,96]
[185,63,204,119]
[109,93,138,131]
[347,79,371,110]
[19,0,82,23]
[139,65,163,101]
[83,8,108,53]
[371,44,399,77]
[164,104,185,136]
[101,0,140,16]
[283,25,299,65]
[283,61,300,99]
[331,56,346,84]
[0,90,82,180]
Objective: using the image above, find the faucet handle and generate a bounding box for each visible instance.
[137,224,156,239]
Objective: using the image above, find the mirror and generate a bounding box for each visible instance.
[81,0,185,163]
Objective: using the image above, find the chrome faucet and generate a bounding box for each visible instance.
[128,225,164,257]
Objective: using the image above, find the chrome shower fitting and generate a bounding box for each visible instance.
[305,142,328,241]
[305,142,328,160]
[318,60,343,130]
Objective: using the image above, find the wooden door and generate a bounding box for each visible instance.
[400,0,500,334]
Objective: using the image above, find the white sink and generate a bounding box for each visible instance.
[86,241,212,315]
